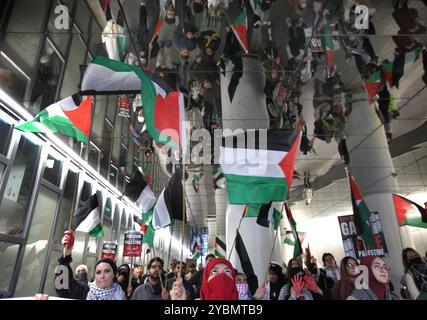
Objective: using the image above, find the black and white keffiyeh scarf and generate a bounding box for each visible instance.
[87,282,126,300]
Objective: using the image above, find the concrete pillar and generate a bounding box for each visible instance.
[220,54,280,286]
[346,92,412,288]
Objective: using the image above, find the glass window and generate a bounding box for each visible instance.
[75,1,90,42]
[91,97,107,145]
[100,122,112,179]
[59,26,86,98]
[106,96,116,122]
[0,242,20,292]
[88,21,102,56]
[112,117,122,162]
[103,219,112,243]
[43,249,62,296]
[29,40,64,114]
[43,153,62,186]
[14,186,59,297]
[71,231,86,269]
[88,143,100,172]
[109,164,118,187]
[118,167,125,192]
[86,255,96,282]
[0,135,40,236]
[2,0,49,73]
[53,169,77,245]
[80,181,92,204]
[47,0,73,55]
[0,117,13,156]
[111,205,120,241]
[103,198,112,220]
[87,236,97,254]
[126,142,134,176]
[0,52,29,103]
[0,163,5,184]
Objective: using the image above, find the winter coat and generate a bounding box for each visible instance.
[54,254,89,300]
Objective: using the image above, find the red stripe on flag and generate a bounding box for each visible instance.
[348,174,363,202]
[233,24,248,52]
[151,19,163,43]
[153,92,182,147]
[242,205,248,218]
[279,131,302,189]
[63,96,93,139]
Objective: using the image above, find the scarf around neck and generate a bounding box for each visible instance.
[87,282,126,300]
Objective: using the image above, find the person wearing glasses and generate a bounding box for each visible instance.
[347,256,400,300]
[332,256,359,300]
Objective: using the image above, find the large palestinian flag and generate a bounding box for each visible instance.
[16,95,92,144]
[80,56,186,151]
[347,172,376,247]
[220,129,301,204]
[393,194,427,228]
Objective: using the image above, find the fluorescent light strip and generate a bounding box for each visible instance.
[0,88,138,213]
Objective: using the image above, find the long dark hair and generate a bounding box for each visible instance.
[402,247,419,272]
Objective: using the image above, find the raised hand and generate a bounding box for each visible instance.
[61,230,75,256]
[170,277,186,300]
[291,275,304,297]
[304,273,319,292]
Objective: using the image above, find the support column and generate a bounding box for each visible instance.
[346,92,411,288]
[220,55,279,287]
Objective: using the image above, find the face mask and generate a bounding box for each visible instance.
[181,54,190,61]
[207,273,236,300]
[236,283,250,300]
[75,272,88,283]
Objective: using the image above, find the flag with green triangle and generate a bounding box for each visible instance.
[321,23,334,75]
[192,241,201,260]
[142,222,156,248]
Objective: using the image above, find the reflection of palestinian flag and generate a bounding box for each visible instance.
[214,236,226,258]
[192,242,201,260]
[393,194,427,228]
[151,17,164,44]
[124,170,156,214]
[363,71,382,104]
[321,24,334,74]
[16,95,92,144]
[69,194,104,238]
[232,11,249,53]
[220,130,301,204]
[80,56,186,151]
[382,47,422,88]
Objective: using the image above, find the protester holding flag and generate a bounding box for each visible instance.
[332,256,359,300]
[401,248,427,300]
[347,256,399,300]
[54,231,90,300]
[318,253,340,300]
[131,257,169,300]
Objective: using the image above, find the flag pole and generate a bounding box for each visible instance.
[166,224,174,277]
[264,226,279,284]
[152,245,164,289]
[227,205,247,261]
[178,163,186,282]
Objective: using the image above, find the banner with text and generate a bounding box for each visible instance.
[123,230,143,257]
[101,241,118,261]
[338,212,388,259]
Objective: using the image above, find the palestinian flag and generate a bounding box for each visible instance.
[347,172,376,247]
[80,56,186,151]
[124,170,156,214]
[214,236,226,258]
[232,10,249,53]
[152,169,184,229]
[321,23,334,75]
[150,17,164,44]
[384,47,422,89]
[102,0,112,20]
[192,242,201,260]
[284,202,302,258]
[66,193,104,238]
[244,202,282,229]
[393,194,427,228]
[16,95,92,144]
[142,222,156,248]
[220,129,301,204]
[382,56,394,87]
[363,71,382,104]
[283,230,306,245]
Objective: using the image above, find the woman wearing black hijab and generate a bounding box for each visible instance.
[264,263,287,300]
[116,264,139,299]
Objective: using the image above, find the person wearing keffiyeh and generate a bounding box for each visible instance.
[86,259,126,300]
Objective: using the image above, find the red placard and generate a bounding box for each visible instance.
[123,230,143,257]
[100,241,118,262]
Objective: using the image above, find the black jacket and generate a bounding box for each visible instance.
[55,255,89,300]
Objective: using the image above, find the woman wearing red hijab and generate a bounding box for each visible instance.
[347,256,400,300]
[200,258,239,300]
